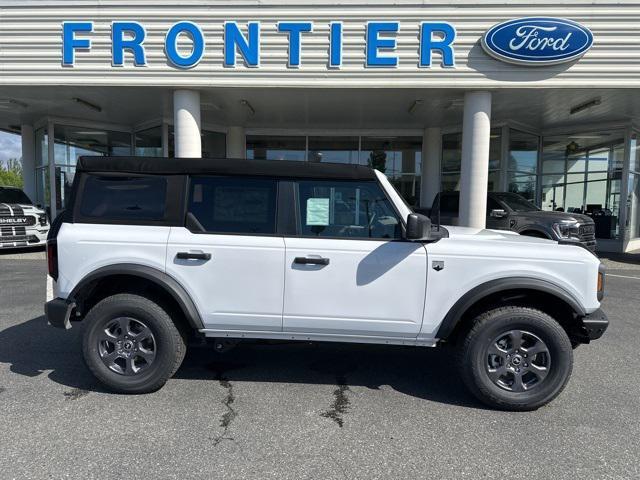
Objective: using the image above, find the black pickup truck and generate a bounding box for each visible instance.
[426,191,596,251]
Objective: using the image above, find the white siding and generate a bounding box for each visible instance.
[1,0,639,88]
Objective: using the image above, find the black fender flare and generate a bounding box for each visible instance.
[435,277,586,340]
[70,263,204,330]
[516,226,553,239]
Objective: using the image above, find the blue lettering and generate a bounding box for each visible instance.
[62,22,93,66]
[277,22,313,68]
[165,21,205,69]
[420,22,456,67]
[224,22,260,67]
[329,22,343,68]
[366,22,399,67]
[112,22,146,66]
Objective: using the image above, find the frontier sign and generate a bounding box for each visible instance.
[61,21,457,69]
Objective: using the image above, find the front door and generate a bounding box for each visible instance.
[486,196,510,230]
[165,176,285,331]
[282,179,427,337]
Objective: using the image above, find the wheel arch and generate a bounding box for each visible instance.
[69,264,204,330]
[436,277,586,342]
[517,227,552,239]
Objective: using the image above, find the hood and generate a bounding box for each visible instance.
[511,210,594,225]
[444,225,555,245]
[0,203,45,215]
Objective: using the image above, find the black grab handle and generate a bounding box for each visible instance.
[294,256,330,266]
[177,252,211,261]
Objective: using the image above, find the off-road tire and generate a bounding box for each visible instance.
[458,306,573,411]
[82,293,186,393]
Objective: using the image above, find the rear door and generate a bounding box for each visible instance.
[282,179,427,338]
[165,176,285,331]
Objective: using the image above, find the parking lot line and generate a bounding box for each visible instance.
[608,273,640,280]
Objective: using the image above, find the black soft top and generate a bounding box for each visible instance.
[77,156,377,181]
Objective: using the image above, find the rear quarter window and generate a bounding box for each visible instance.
[79,175,167,221]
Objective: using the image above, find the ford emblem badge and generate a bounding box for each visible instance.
[481,17,594,66]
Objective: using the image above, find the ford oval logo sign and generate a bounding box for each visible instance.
[482,17,593,66]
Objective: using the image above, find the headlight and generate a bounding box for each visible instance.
[597,265,605,301]
[38,214,48,226]
[552,220,581,239]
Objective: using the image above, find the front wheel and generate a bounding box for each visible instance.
[82,293,186,394]
[458,306,573,411]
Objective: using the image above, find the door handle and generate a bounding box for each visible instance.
[294,256,330,266]
[176,251,211,261]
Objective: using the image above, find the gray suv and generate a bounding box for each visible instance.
[429,192,596,251]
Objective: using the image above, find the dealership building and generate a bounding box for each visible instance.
[1,0,640,252]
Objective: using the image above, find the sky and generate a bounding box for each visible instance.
[0,130,22,167]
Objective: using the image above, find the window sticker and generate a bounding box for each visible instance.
[306,198,330,225]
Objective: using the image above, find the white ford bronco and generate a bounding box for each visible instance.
[45,156,607,410]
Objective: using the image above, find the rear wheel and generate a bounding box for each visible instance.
[458,306,573,411]
[82,293,186,393]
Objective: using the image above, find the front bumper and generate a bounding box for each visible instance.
[45,297,75,329]
[0,230,48,248]
[580,308,608,340]
[571,308,608,343]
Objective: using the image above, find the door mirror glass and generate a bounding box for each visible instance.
[490,209,507,218]
[406,213,432,240]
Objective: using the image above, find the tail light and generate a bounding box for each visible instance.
[47,240,58,280]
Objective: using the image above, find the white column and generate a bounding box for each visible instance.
[226,126,246,159]
[420,127,442,209]
[20,125,36,202]
[459,91,492,229]
[173,90,201,158]
[47,121,56,220]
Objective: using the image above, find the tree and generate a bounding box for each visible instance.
[0,158,23,188]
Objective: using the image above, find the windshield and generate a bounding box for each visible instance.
[494,193,540,212]
[0,188,32,205]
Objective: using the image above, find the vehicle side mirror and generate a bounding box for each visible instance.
[490,209,507,218]
[406,213,432,241]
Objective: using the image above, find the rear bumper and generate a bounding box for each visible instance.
[44,297,75,329]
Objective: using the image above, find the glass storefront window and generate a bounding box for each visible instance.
[135,126,163,157]
[202,130,226,158]
[626,133,640,240]
[508,130,538,173]
[441,129,501,193]
[246,135,306,161]
[244,135,422,205]
[308,136,358,163]
[541,130,624,239]
[360,136,422,205]
[508,130,539,201]
[168,127,226,158]
[628,173,640,239]
[51,124,132,211]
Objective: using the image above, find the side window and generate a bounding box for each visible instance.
[440,194,460,215]
[486,197,502,215]
[188,176,277,234]
[296,180,401,239]
[79,175,167,221]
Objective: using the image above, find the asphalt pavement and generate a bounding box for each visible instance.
[0,254,638,480]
